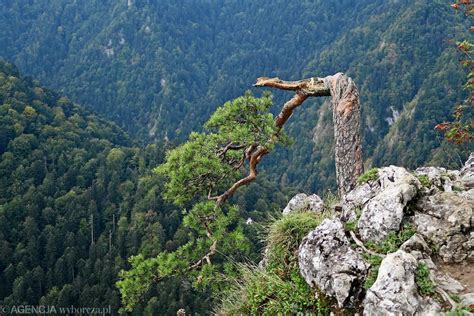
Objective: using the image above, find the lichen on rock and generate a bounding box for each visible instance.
[363,250,441,316]
[298,218,369,308]
[282,193,324,215]
[294,153,474,315]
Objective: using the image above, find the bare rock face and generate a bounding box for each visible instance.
[414,191,474,263]
[294,154,473,314]
[460,152,474,189]
[400,233,432,260]
[282,193,324,215]
[298,218,369,308]
[341,181,380,222]
[401,234,466,294]
[357,166,420,242]
[363,250,440,316]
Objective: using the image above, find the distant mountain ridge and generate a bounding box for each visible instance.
[1,0,471,192]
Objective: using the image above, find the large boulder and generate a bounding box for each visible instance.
[298,218,369,308]
[414,191,474,263]
[282,193,324,215]
[363,250,440,315]
[356,166,420,242]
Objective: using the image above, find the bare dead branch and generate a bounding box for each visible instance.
[255,73,363,196]
[349,231,385,258]
[254,76,330,97]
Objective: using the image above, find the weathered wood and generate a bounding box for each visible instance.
[255,73,363,196]
[324,73,363,196]
[254,76,331,97]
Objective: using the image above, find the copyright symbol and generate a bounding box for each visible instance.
[0,306,8,313]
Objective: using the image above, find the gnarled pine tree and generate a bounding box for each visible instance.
[117,74,362,312]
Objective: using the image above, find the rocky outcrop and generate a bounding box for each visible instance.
[342,166,420,242]
[363,250,440,316]
[296,153,474,315]
[282,193,324,215]
[460,152,474,189]
[298,218,369,308]
[414,191,474,262]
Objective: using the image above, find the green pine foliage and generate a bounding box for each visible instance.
[118,92,291,312]
[156,92,282,206]
[0,61,216,314]
[0,62,296,313]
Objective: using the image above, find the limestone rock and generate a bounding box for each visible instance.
[461,293,474,308]
[414,192,474,263]
[363,250,440,315]
[433,270,465,294]
[283,193,324,215]
[341,182,380,222]
[460,188,474,201]
[460,152,474,189]
[298,218,369,308]
[357,166,420,242]
[400,233,432,260]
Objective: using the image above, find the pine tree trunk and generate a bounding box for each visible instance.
[324,73,363,196]
[255,73,363,196]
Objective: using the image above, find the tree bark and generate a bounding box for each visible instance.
[254,73,363,196]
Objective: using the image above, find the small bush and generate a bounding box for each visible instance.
[363,254,383,289]
[322,190,340,212]
[216,264,319,315]
[415,263,435,296]
[217,211,331,315]
[357,168,379,184]
[266,211,328,254]
[415,174,432,188]
[365,223,415,254]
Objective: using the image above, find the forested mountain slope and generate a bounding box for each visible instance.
[0,61,198,314]
[0,61,295,314]
[1,0,471,193]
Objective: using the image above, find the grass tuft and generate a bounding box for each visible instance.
[216,211,331,315]
[357,168,379,184]
[415,174,432,188]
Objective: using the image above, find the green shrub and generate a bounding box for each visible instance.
[362,224,415,290]
[415,263,435,296]
[363,254,383,289]
[357,168,379,184]
[415,174,432,188]
[365,223,415,254]
[216,264,319,315]
[217,211,331,315]
[322,190,340,212]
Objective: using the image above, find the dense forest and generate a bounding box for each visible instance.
[0,0,473,315]
[1,0,472,194]
[0,61,296,314]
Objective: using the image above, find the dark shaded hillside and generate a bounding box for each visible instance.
[0,61,297,314]
[277,0,473,191]
[0,61,203,314]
